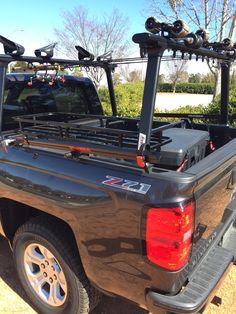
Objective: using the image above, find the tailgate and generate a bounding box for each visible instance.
[186,138,236,241]
[146,199,236,314]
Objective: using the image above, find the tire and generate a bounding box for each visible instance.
[13,216,100,314]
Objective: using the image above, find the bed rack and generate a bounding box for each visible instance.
[13,112,184,165]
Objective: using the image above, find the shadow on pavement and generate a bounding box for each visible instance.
[0,235,148,314]
[0,235,35,307]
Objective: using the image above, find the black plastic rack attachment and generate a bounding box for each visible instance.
[34,43,57,59]
[0,35,25,56]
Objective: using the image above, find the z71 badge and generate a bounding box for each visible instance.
[102,175,151,194]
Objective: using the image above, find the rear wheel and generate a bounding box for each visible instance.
[13,216,100,314]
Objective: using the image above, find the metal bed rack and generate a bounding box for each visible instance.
[13,112,183,164]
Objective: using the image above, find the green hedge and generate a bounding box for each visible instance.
[207,88,236,114]
[99,81,236,118]
[156,87,236,126]
[158,83,214,94]
[99,81,214,116]
[162,104,206,114]
[99,81,144,116]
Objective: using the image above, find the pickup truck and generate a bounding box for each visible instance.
[0,18,235,314]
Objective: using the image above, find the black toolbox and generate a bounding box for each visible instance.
[157,128,210,170]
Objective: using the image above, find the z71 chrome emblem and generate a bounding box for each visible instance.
[102,175,151,194]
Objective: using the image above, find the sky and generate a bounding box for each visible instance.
[0,0,146,56]
[0,0,210,74]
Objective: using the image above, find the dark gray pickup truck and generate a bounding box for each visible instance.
[0,18,235,314]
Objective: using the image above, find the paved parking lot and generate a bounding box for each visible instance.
[156,93,213,110]
[0,235,235,314]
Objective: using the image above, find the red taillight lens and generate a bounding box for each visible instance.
[146,202,194,270]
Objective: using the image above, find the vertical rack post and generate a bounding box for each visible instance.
[105,66,117,116]
[220,62,230,125]
[0,62,7,136]
[138,53,163,151]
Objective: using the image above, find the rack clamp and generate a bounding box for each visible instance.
[75,45,94,61]
[0,35,25,56]
[97,50,113,62]
[136,143,150,171]
[34,43,57,59]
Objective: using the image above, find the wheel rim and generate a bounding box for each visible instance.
[23,243,68,307]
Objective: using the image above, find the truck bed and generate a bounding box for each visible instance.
[11,112,236,171]
[0,126,235,304]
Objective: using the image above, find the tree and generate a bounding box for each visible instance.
[112,72,122,84]
[201,72,215,83]
[188,73,202,83]
[127,70,142,82]
[159,73,166,83]
[230,67,236,87]
[118,64,145,83]
[167,60,188,92]
[54,6,129,87]
[146,0,236,98]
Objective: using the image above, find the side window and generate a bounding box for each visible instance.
[18,88,40,101]
[2,83,56,130]
[3,90,9,103]
[18,85,57,114]
[3,84,28,131]
[52,83,89,114]
[84,85,103,115]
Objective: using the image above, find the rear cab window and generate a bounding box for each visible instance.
[2,74,103,131]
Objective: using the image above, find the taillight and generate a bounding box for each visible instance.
[146,202,194,271]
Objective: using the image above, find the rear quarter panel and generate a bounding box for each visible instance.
[0,145,196,308]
